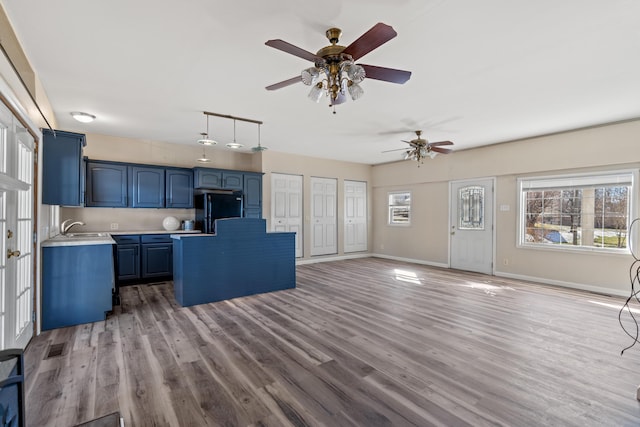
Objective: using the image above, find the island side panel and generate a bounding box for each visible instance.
[173,228,295,307]
[42,244,114,330]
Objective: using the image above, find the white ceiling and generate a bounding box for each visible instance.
[3,0,640,164]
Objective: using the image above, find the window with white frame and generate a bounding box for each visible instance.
[388,192,411,225]
[518,170,636,252]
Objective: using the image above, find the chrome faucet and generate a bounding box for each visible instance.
[60,219,85,235]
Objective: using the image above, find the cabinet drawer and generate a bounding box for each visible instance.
[140,234,173,244]
[112,235,140,244]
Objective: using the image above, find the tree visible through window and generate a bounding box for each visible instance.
[519,172,635,250]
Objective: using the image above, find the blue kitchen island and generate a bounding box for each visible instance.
[171,218,296,307]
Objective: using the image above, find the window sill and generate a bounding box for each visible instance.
[517,243,630,256]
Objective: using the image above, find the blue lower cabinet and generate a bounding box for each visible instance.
[113,235,140,281]
[42,244,114,330]
[116,244,140,280]
[141,243,173,278]
[114,234,173,282]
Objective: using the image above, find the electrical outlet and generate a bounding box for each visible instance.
[110,223,119,230]
[503,258,509,266]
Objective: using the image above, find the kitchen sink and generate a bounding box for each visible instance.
[63,232,109,238]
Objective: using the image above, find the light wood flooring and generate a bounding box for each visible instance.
[25,258,640,426]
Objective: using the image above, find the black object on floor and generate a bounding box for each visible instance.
[73,412,123,427]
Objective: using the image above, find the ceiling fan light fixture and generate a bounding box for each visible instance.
[70,111,96,123]
[301,67,320,86]
[345,64,365,83]
[347,81,364,101]
[308,83,324,103]
[429,151,438,159]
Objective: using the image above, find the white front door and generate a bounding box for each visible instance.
[0,101,35,349]
[344,180,367,253]
[271,173,303,258]
[311,177,337,256]
[450,178,494,275]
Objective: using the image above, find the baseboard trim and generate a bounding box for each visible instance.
[296,253,371,265]
[494,271,629,297]
[370,253,449,269]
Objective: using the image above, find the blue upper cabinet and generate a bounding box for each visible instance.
[130,165,165,208]
[194,168,222,189]
[87,160,194,208]
[166,168,193,208]
[222,171,244,190]
[194,167,263,216]
[42,129,86,206]
[243,172,263,218]
[86,161,128,207]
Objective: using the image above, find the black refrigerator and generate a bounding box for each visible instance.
[194,190,243,233]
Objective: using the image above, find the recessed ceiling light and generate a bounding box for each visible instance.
[70,112,96,123]
[226,142,244,149]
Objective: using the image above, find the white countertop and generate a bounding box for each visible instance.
[110,230,201,235]
[42,233,116,247]
[42,230,201,247]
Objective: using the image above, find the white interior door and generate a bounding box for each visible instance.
[450,178,494,275]
[344,180,367,253]
[311,177,337,256]
[0,101,34,350]
[271,173,303,258]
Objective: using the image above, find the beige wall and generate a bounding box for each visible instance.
[61,132,259,232]
[82,132,258,170]
[261,150,372,260]
[372,119,640,295]
[61,134,375,255]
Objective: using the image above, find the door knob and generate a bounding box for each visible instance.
[7,249,20,259]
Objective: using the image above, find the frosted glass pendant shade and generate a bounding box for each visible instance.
[308,84,324,102]
[301,67,320,86]
[348,82,364,101]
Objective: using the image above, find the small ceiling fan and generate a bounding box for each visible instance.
[265,23,411,110]
[383,130,454,164]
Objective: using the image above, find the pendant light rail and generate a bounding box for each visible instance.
[203,111,263,125]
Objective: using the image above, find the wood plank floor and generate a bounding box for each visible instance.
[25,258,640,426]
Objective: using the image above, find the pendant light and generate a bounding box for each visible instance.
[226,119,244,149]
[251,123,268,152]
[196,133,212,163]
[197,114,218,145]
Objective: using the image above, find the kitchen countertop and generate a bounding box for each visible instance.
[42,232,116,247]
[43,230,201,247]
[109,230,201,235]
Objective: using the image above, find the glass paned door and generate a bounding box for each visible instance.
[0,100,34,350]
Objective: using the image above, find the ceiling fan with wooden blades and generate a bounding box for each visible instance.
[383,130,454,164]
[265,23,411,111]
